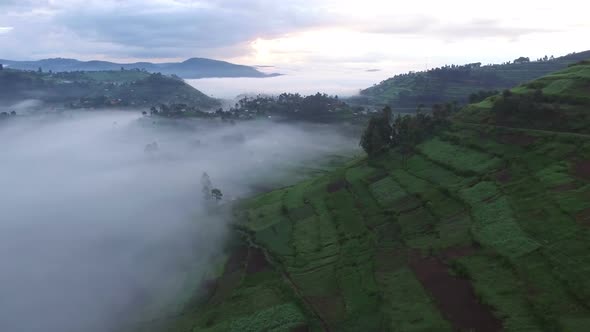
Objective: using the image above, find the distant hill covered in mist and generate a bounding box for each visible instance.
[0,68,220,109]
[358,50,590,112]
[0,57,281,79]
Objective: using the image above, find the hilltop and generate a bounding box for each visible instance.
[142,61,590,331]
[0,57,279,79]
[0,68,220,109]
[359,50,590,112]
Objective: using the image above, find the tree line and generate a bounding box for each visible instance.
[360,104,452,158]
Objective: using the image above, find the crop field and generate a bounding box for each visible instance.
[159,119,590,331]
[145,60,590,332]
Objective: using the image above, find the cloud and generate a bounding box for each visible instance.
[0,27,14,34]
[54,0,335,58]
[361,18,548,40]
[0,0,588,68]
[0,111,357,331]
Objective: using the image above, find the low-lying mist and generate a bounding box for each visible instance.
[0,111,359,332]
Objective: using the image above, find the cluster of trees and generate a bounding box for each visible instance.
[0,111,17,120]
[152,92,352,122]
[149,103,214,117]
[360,105,451,158]
[229,93,346,121]
[147,103,242,123]
[513,57,531,64]
[492,89,563,128]
[534,55,555,62]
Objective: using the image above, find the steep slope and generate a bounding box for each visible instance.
[360,50,590,112]
[141,62,590,332]
[0,69,219,109]
[457,60,590,134]
[0,57,278,79]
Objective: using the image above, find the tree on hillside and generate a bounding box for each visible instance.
[360,106,393,157]
[513,57,530,64]
[211,188,223,202]
[201,172,213,201]
[0,64,3,71]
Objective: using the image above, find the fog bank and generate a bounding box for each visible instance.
[187,67,390,99]
[0,111,358,332]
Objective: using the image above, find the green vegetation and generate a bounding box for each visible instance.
[358,50,590,112]
[456,60,590,134]
[229,93,358,122]
[139,59,590,332]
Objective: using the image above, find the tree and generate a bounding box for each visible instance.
[201,172,213,200]
[360,106,393,157]
[0,64,3,71]
[513,57,530,64]
[38,67,42,73]
[211,188,223,202]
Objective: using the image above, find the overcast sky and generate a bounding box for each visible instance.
[1,0,589,72]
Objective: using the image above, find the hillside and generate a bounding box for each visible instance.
[359,50,590,112]
[140,61,590,331]
[0,69,220,109]
[0,57,279,79]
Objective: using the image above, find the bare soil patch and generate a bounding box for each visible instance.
[576,208,590,227]
[573,159,590,180]
[224,246,248,274]
[408,252,502,332]
[495,169,512,183]
[246,247,271,274]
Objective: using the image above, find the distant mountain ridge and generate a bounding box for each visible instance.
[0,57,281,79]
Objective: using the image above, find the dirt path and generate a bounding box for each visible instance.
[409,252,502,332]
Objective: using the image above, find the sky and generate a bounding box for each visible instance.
[1,0,589,73]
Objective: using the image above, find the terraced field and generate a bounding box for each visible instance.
[150,122,590,331]
[146,62,590,331]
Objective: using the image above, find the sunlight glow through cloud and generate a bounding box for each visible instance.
[0,0,589,72]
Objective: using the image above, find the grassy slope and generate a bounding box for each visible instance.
[149,63,590,332]
[360,51,590,111]
[0,69,219,108]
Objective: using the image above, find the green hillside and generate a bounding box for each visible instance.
[359,51,590,112]
[142,62,590,332]
[0,69,220,109]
